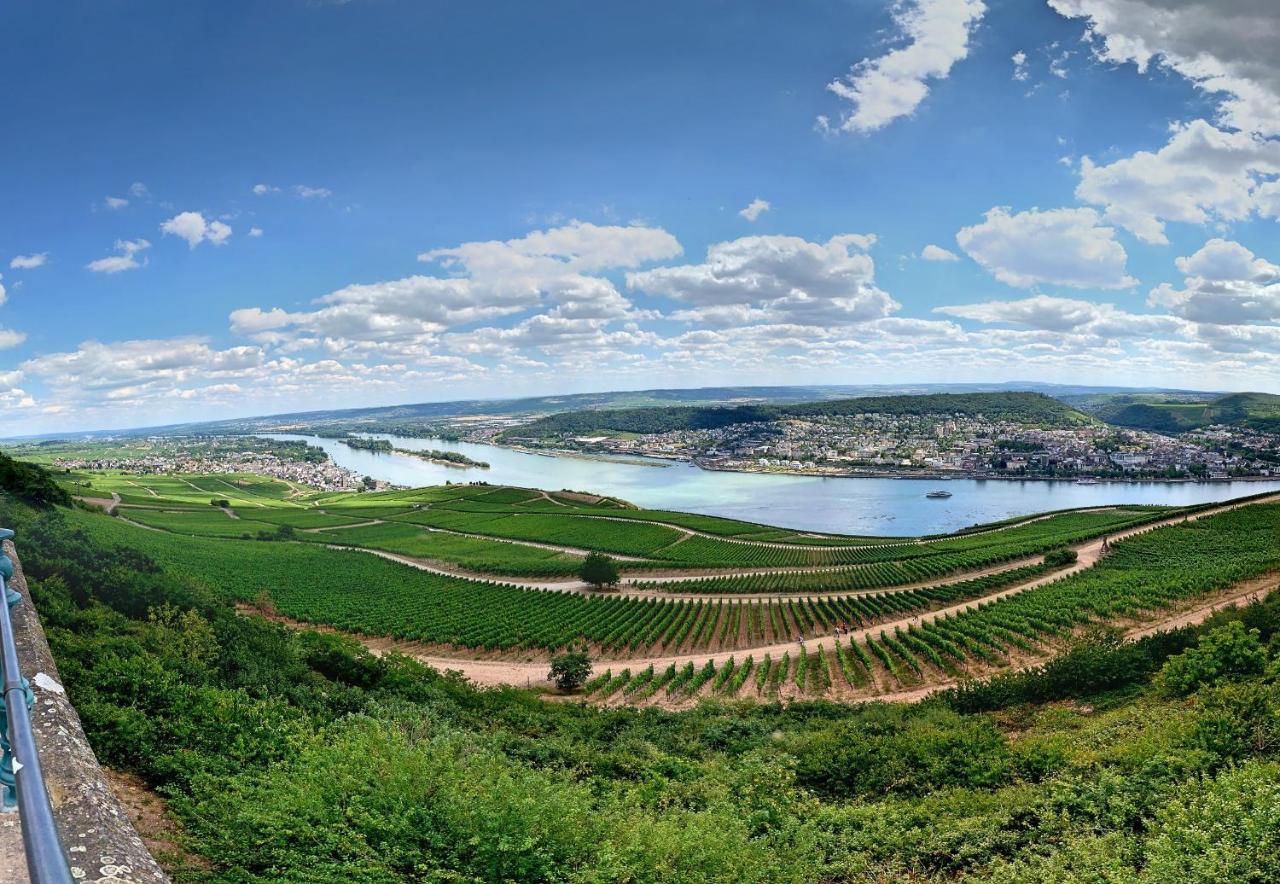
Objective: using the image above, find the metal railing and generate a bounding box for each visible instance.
[0,529,74,883]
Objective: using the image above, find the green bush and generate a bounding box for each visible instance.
[1159,622,1267,696]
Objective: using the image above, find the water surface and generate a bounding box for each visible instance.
[266,433,1280,536]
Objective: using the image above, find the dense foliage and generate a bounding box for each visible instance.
[1095,391,1280,433]
[11,494,1280,881]
[0,450,72,506]
[512,392,1093,438]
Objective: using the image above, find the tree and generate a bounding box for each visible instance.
[548,650,592,692]
[578,552,619,589]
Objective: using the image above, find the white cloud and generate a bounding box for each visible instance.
[232,221,681,353]
[1075,119,1280,243]
[104,196,128,210]
[920,244,959,261]
[160,212,233,248]
[129,182,150,199]
[86,239,151,274]
[9,253,47,270]
[1049,0,1280,137]
[1149,238,1280,323]
[955,206,1137,289]
[1012,50,1029,81]
[293,185,332,199]
[937,294,1183,337]
[822,0,986,134]
[628,233,899,326]
[252,183,281,195]
[738,198,772,222]
[248,226,264,238]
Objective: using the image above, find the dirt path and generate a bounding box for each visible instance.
[319,542,1045,599]
[259,494,1280,693]
[75,492,120,514]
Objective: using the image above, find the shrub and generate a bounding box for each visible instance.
[548,650,592,692]
[1159,621,1267,696]
[1043,547,1078,568]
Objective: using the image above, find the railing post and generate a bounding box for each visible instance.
[0,529,75,883]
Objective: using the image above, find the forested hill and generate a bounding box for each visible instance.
[1097,392,1280,434]
[508,392,1094,438]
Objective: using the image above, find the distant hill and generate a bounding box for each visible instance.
[1095,392,1280,433]
[5,381,1199,441]
[507,392,1095,439]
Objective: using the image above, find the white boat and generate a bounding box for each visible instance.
[925,490,953,499]
[1075,478,1098,485]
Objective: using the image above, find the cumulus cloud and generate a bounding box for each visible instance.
[86,239,150,274]
[822,0,986,134]
[248,227,264,238]
[9,253,47,270]
[1049,0,1280,137]
[937,294,1183,337]
[252,183,280,195]
[738,198,771,222]
[1011,50,1029,81]
[920,244,959,261]
[160,212,233,248]
[956,206,1137,289]
[232,221,681,354]
[1051,2,1280,243]
[1149,238,1280,323]
[103,196,128,210]
[21,337,266,410]
[293,185,332,198]
[1075,120,1280,243]
[628,233,899,326]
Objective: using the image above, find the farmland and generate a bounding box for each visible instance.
[69,470,1180,583]
[53,467,1280,710]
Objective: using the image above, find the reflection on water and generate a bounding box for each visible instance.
[264,433,1280,537]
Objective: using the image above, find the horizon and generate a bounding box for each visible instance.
[3,1,1279,435]
[0,380,1236,440]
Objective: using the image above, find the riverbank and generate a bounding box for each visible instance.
[262,432,1280,536]
[491,442,1273,484]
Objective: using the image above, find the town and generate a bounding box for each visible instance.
[37,436,374,491]
[511,413,1280,481]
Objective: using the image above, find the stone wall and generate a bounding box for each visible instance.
[5,540,169,883]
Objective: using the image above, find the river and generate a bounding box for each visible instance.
[265,433,1280,537]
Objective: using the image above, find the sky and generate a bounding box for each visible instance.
[1,0,1278,433]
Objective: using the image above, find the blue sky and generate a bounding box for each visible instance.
[1,0,1278,432]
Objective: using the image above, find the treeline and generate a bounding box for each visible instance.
[0,450,71,506]
[509,392,1092,438]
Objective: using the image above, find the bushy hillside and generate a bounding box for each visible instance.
[1098,392,1280,433]
[0,450,71,506]
[509,392,1093,439]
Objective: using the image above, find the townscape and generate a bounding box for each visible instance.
[512,413,1280,480]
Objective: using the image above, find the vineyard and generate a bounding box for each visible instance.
[580,502,1280,704]
[78,471,1185,583]
[58,469,1280,709]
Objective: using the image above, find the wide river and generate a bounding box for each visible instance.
[266,433,1280,537]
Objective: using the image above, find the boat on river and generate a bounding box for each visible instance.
[925,490,953,499]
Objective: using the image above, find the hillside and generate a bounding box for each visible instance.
[508,391,1095,439]
[1095,392,1280,433]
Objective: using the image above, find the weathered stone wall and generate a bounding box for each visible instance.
[5,540,169,883]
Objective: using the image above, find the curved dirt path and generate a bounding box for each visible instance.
[291,493,1280,689]
[514,505,1123,552]
[320,542,1045,599]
